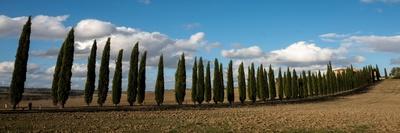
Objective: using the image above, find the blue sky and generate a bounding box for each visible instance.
[0,0,399,90]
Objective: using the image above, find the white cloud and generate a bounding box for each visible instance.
[0,15,71,39]
[223,41,364,69]
[390,57,400,65]
[346,35,400,53]
[221,46,264,59]
[361,0,400,3]
[319,33,349,42]
[75,19,115,40]
[137,0,151,4]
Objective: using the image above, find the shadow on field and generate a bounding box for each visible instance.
[0,82,379,114]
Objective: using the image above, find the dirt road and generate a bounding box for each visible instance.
[1,79,399,132]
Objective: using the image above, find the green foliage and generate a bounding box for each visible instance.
[238,62,246,103]
[257,65,266,101]
[384,68,388,79]
[212,59,220,104]
[191,57,197,104]
[155,55,164,106]
[137,51,147,104]
[219,63,224,103]
[57,29,75,108]
[84,40,97,105]
[248,63,257,103]
[269,65,276,100]
[277,68,284,100]
[112,50,123,106]
[9,17,31,109]
[51,44,64,106]
[205,61,212,103]
[286,67,292,99]
[127,42,139,106]
[97,38,111,106]
[292,69,298,99]
[227,60,234,104]
[197,57,205,104]
[175,53,186,105]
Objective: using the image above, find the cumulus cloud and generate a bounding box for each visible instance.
[346,35,400,53]
[0,15,71,39]
[223,41,364,69]
[221,46,264,59]
[75,19,115,40]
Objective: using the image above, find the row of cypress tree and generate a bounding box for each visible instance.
[8,18,382,109]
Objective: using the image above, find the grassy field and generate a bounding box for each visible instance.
[1,79,400,132]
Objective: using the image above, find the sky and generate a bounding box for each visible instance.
[0,0,399,91]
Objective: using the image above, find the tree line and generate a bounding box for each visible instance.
[9,17,382,109]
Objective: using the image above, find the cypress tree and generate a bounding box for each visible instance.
[51,44,64,106]
[127,42,139,106]
[376,64,381,81]
[277,68,284,100]
[257,65,265,101]
[219,63,224,103]
[384,68,388,79]
[84,40,97,106]
[57,29,75,108]
[238,62,246,104]
[264,69,269,100]
[112,49,123,106]
[205,61,212,103]
[191,57,197,104]
[97,37,111,106]
[317,70,322,96]
[197,57,205,104]
[175,53,186,105]
[286,67,292,99]
[227,60,234,105]
[137,51,147,105]
[155,55,164,106]
[213,59,220,104]
[9,16,31,109]
[249,63,257,103]
[302,70,307,98]
[292,69,298,99]
[268,65,276,100]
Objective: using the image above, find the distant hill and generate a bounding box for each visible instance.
[0,87,84,100]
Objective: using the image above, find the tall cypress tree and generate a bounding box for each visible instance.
[219,63,225,103]
[238,62,246,104]
[84,40,97,106]
[302,70,307,98]
[57,29,75,108]
[384,68,388,79]
[97,37,111,106]
[197,57,205,104]
[155,55,164,106]
[112,49,123,106]
[227,60,234,105]
[137,51,147,105]
[277,68,284,100]
[268,65,276,100]
[307,71,313,96]
[191,57,198,104]
[292,69,298,99]
[250,63,257,103]
[213,59,220,104]
[127,42,139,106]
[175,53,186,105]
[205,61,212,103]
[257,65,266,101]
[264,69,269,100]
[317,70,322,96]
[9,16,31,109]
[286,67,292,99]
[51,44,64,106]
[375,64,381,81]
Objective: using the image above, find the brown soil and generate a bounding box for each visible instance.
[0,79,399,132]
